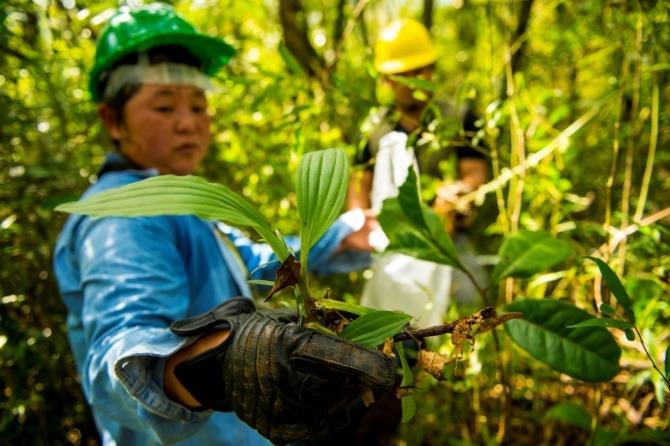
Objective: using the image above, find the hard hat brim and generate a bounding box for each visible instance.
[375,48,438,75]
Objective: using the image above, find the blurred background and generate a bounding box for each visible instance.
[1,0,668,444]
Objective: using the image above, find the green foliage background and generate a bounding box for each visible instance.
[1,0,669,444]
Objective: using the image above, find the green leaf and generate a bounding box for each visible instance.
[625,428,670,446]
[55,175,289,260]
[312,298,375,317]
[278,43,305,76]
[568,317,634,330]
[590,427,621,446]
[625,329,635,341]
[666,345,670,379]
[396,343,416,423]
[296,148,349,274]
[378,168,462,268]
[585,257,635,323]
[492,231,573,280]
[543,401,593,430]
[504,299,621,382]
[388,74,435,92]
[599,303,615,317]
[247,279,275,287]
[339,311,412,348]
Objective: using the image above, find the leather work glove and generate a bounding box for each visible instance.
[170,298,395,445]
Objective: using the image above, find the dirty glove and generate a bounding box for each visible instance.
[170,298,395,444]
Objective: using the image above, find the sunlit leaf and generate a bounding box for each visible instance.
[585,257,635,323]
[396,343,416,423]
[312,298,375,317]
[339,310,412,348]
[247,279,275,287]
[543,401,592,430]
[567,317,633,330]
[296,148,349,273]
[378,168,462,268]
[55,175,289,260]
[504,299,621,382]
[492,231,573,280]
[388,74,435,92]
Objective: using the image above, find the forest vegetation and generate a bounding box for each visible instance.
[1,0,669,444]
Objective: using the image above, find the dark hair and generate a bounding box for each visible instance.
[100,45,202,148]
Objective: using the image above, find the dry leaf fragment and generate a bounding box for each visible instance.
[361,385,375,407]
[475,311,523,334]
[265,255,301,302]
[382,338,396,358]
[396,387,415,398]
[418,349,453,380]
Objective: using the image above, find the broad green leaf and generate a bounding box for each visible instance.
[585,257,635,323]
[396,343,416,423]
[296,149,349,273]
[339,310,412,348]
[504,299,621,382]
[568,317,633,330]
[543,402,592,430]
[55,175,289,260]
[590,427,621,446]
[666,345,670,379]
[493,231,573,280]
[312,298,375,317]
[625,428,670,445]
[378,168,462,268]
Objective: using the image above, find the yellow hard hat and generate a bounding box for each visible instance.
[374,19,437,75]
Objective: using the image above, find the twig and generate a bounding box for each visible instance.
[596,207,670,254]
[633,78,659,222]
[634,326,670,391]
[393,309,523,342]
[326,0,367,74]
[617,15,644,274]
[457,99,609,208]
[605,56,627,254]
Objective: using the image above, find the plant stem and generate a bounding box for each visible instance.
[461,266,489,306]
[296,276,316,324]
[634,326,670,391]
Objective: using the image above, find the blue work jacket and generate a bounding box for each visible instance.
[53,154,371,445]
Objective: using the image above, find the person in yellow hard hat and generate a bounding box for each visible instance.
[350,19,489,327]
[53,4,394,445]
[349,18,487,214]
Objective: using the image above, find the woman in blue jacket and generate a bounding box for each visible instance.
[53,4,394,445]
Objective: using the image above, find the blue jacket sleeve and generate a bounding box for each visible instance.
[75,215,211,444]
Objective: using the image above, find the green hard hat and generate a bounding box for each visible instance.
[89,3,235,102]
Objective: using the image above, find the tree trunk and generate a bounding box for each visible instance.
[278,0,326,82]
[422,0,434,31]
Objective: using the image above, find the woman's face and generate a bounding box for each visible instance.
[107,84,211,175]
